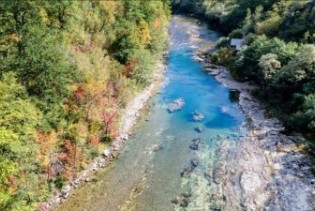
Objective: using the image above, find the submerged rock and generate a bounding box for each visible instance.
[189,138,202,150]
[181,159,199,177]
[152,144,164,152]
[181,167,193,177]
[195,126,203,133]
[181,192,192,198]
[180,198,189,207]
[192,110,205,121]
[191,158,200,167]
[172,192,192,208]
[167,98,185,113]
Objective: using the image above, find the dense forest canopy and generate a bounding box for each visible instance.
[0,1,170,210]
[172,0,315,135]
[2,0,315,209]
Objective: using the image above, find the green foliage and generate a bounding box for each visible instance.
[303,94,315,129]
[235,35,297,81]
[0,0,170,209]
[258,53,281,83]
[175,0,315,135]
[228,29,244,39]
[0,72,43,210]
[215,37,229,48]
[212,47,234,65]
[132,48,156,87]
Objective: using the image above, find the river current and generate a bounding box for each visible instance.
[57,16,247,211]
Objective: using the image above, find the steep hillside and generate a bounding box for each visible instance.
[0,1,170,210]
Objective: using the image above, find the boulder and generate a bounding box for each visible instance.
[60,185,71,199]
[167,98,185,113]
[195,126,203,133]
[240,171,262,193]
[192,111,205,121]
[103,149,111,158]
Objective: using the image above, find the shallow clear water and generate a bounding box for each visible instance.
[57,16,245,211]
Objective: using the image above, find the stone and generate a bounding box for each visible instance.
[152,144,164,152]
[192,111,205,121]
[103,149,111,158]
[189,138,201,150]
[61,192,69,199]
[181,192,192,198]
[273,163,281,170]
[191,158,200,167]
[180,198,189,207]
[111,151,119,158]
[61,185,71,193]
[54,197,61,204]
[167,98,185,112]
[240,171,262,193]
[195,126,203,133]
[189,143,199,150]
[181,167,193,177]
[171,198,179,205]
[193,138,201,144]
[60,185,71,199]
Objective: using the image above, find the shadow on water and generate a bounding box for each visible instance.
[229,90,240,103]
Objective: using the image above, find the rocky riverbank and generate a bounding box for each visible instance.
[195,52,315,210]
[47,16,315,211]
[41,61,166,211]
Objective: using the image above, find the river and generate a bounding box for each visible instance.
[56,16,315,211]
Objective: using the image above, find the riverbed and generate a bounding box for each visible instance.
[56,16,315,211]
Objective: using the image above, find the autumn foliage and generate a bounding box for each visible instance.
[0,0,170,209]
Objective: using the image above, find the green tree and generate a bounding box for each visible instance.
[0,72,42,209]
[258,53,281,83]
[302,94,315,130]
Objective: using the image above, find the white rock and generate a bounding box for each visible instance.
[103,149,111,157]
[240,171,262,193]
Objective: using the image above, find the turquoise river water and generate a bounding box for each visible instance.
[57,16,246,211]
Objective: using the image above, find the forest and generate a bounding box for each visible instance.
[172,0,315,135]
[2,0,315,210]
[0,1,170,210]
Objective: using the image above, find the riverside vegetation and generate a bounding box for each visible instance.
[0,1,170,210]
[172,0,315,137]
[1,0,315,210]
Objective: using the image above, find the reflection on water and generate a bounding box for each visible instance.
[57,16,245,211]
